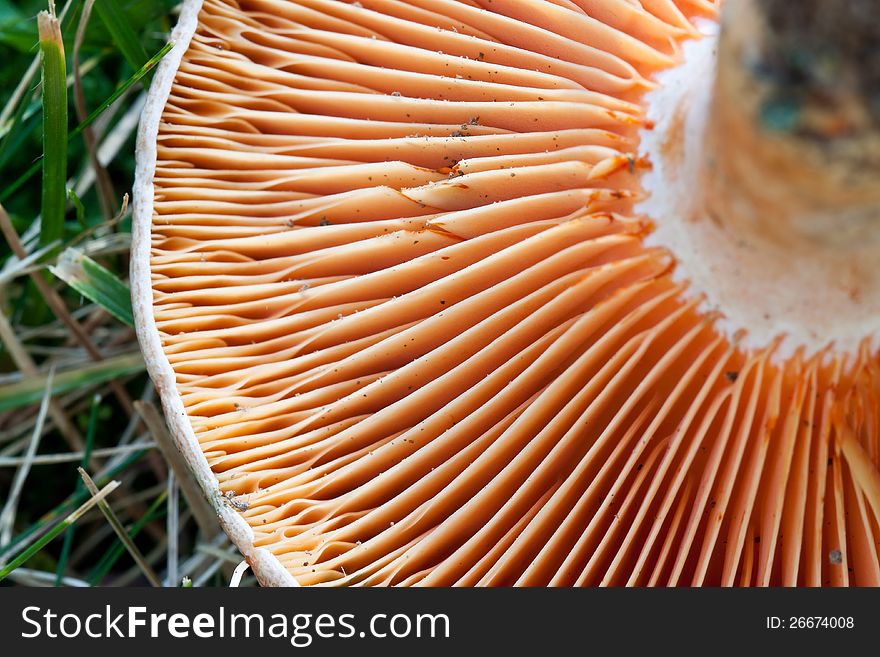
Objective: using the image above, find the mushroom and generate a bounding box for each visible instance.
[132,0,880,586]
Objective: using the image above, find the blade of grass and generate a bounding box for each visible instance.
[0,369,52,549]
[195,543,241,565]
[116,530,170,586]
[50,247,134,326]
[0,242,56,286]
[5,567,90,587]
[0,56,102,166]
[88,489,166,584]
[0,201,137,415]
[79,467,162,586]
[68,193,128,250]
[0,448,145,561]
[0,479,119,582]
[0,0,79,135]
[165,471,178,586]
[54,393,100,585]
[192,558,226,587]
[0,442,152,467]
[0,40,173,203]
[37,9,68,253]
[0,95,38,168]
[93,0,149,78]
[0,289,84,449]
[73,0,115,220]
[66,188,87,229]
[0,351,144,413]
[0,52,39,133]
[72,41,172,139]
[135,400,221,542]
[0,54,102,149]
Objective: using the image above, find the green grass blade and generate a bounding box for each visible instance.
[54,393,101,586]
[93,0,149,77]
[37,10,68,253]
[89,490,167,585]
[79,468,163,586]
[0,40,173,204]
[0,480,120,583]
[73,40,173,138]
[0,0,83,163]
[0,351,144,413]
[0,89,37,167]
[0,54,102,163]
[66,188,87,229]
[3,161,41,204]
[0,449,146,561]
[50,247,134,326]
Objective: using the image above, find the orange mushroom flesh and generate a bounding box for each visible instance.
[136,0,880,586]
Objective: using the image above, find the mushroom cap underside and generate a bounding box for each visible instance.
[133,0,880,586]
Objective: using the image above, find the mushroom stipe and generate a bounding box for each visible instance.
[133,0,880,586]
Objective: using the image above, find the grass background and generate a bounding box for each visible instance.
[0,0,242,587]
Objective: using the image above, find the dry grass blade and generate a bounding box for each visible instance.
[166,471,178,586]
[0,242,55,287]
[5,567,90,587]
[0,369,53,549]
[0,442,154,467]
[0,479,120,582]
[196,542,241,565]
[0,202,136,415]
[0,295,84,450]
[135,401,220,542]
[77,467,162,587]
[0,351,144,414]
[72,0,116,220]
[73,96,144,202]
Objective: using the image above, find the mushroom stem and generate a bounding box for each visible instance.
[704,0,880,248]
